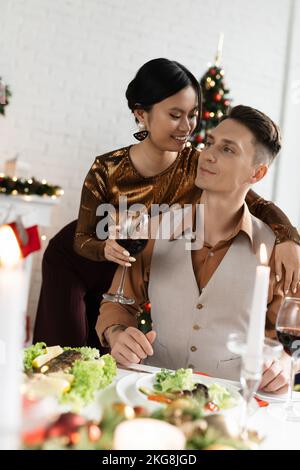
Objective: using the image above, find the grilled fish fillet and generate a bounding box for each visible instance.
[36,350,82,373]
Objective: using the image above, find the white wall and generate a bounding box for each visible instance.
[0,0,297,320]
[274,0,300,229]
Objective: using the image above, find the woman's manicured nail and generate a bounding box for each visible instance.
[129,257,136,262]
[285,289,289,295]
[123,250,130,256]
[276,275,281,283]
[125,262,132,267]
[293,287,297,294]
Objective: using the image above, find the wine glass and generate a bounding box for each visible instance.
[103,212,148,305]
[227,332,283,438]
[275,297,300,421]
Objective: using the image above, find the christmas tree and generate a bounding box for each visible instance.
[137,301,152,334]
[191,35,232,148]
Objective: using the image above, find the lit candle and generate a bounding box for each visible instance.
[245,243,270,373]
[114,418,186,450]
[0,225,26,449]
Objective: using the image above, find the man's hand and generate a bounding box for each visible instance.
[258,357,290,395]
[107,326,156,366]
[275,241,300,294]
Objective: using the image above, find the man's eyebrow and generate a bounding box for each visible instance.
[168,106,199,112]
[207,134,240,148]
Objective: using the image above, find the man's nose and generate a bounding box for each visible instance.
[203,148,217,163]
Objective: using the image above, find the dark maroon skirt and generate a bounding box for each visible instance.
[33,220,117,353]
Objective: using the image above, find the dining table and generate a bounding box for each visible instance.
[74,363,300,451]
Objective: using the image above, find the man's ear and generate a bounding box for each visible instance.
[250,164,268,184]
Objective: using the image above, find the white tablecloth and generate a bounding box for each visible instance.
[95,365,300,450]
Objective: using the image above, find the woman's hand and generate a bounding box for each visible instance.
[104,239,136,266]
[274,241,300,294]
[104,225,136,266]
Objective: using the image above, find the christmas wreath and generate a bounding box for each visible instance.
[0,175,64,198]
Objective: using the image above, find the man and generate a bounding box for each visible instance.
[96,105,299,393]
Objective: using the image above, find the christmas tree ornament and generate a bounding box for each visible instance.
[214,93,222,102]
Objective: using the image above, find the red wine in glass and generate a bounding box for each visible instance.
[276,327,300,357]
[103,212,149,305]
[117,238,148,256]
[274,297,300,421]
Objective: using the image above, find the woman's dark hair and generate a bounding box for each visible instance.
[126,58,202,132]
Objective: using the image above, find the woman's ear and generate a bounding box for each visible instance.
[133,108,146,125]
[250,164,268,184]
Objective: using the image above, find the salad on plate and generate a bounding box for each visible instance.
[22,342,117,411]
[137,368,240,413]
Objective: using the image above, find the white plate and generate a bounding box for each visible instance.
[135,373,245,417]
[116,373,160,412]
[255,389,300,403]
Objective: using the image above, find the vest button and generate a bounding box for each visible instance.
[193,324,201,330]
[190,346,197,352]
[196,303,203,309]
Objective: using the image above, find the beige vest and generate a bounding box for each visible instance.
[145,210,275,380]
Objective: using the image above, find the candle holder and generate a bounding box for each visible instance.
[227,332,283,439]
[227,332,283,360]
[239,355,263,440]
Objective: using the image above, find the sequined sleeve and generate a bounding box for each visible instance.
[245,189,300,245]
[74,158,109,261]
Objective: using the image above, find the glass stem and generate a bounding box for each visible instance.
[240,398,250,440]
[285,356,295,413]
[116,266,127,297]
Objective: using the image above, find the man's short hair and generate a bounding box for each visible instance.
[221,105,282,165]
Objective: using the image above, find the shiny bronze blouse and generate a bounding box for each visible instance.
[74,145,300,261]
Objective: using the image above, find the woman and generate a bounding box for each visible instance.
[34,58,300,349]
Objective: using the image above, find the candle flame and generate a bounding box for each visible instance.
[260,243,268,265]
[0,225,22,268]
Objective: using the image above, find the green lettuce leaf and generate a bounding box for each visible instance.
[60,354,117,411]
[23,342,46,371]
[208,383,236,409]
[154,368,195,393]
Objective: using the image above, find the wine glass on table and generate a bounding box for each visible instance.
[227,332,283,439]
[103,212,148,305]
[275,297,300,421]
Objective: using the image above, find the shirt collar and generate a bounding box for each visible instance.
[169,202,255,250]
[227,202,254,249]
